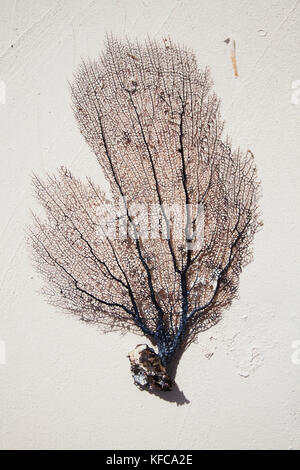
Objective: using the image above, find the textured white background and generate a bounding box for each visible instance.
[0,0,300,450]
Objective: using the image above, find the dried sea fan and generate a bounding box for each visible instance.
[28,36,260,392]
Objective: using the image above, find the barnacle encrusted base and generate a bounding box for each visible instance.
[128,344,173,391]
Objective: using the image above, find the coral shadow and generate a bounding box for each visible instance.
[148,382,190,405]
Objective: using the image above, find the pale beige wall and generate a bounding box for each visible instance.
[0,0,299,450]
